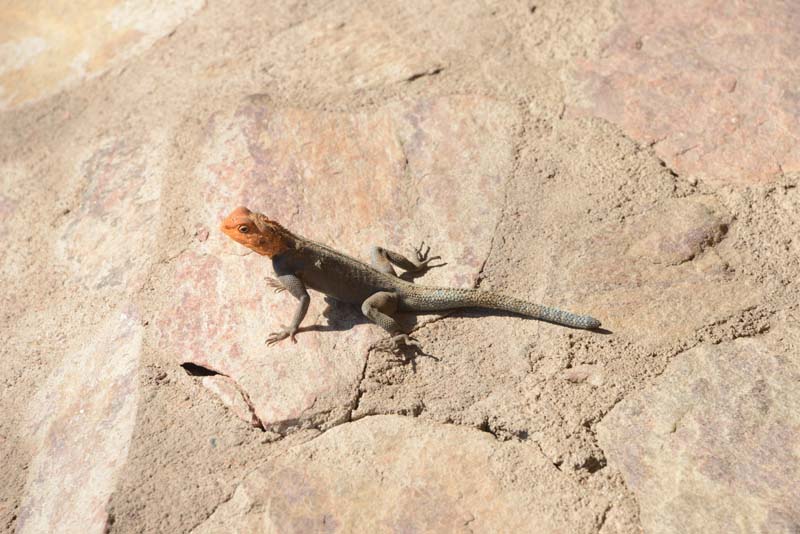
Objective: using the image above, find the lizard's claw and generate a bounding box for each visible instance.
[265,326,298,346]
[414,241,430,262]
[413,241,444,269]
[266,277,286,294]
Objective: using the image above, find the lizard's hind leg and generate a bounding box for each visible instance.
[370,247,398,276]
[361,291,419,351]
[369,244,443,277]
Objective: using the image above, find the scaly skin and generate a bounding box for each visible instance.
[220,206,601,348]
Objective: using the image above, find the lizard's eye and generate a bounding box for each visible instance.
[238,225,249,233]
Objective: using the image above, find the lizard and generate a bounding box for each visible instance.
[220,206,601,349]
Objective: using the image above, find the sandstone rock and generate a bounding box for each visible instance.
[0,0,203,110]
[193,416,605,533]
[598,334,800,534]
[16,304,142,534]
[627,196,729,266]
[568,0,800,183]
[201,375,262,430]
[159,96,517,431]
[566,194,759,348]
[563,364,604,387]
[54,134,164,291]
[0,162,28,288]
[260,8,441,92]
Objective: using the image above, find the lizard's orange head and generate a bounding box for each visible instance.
[220,206,290,257]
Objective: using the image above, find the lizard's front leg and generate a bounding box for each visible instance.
[361,291,419,351]
[265,273,310,345]
[370,243,444,277]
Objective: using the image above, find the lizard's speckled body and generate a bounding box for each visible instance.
[220,207,601,347]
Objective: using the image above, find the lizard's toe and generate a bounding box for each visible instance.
[265,327,291,346]
[265,277,286,293]
[266,325,301,345]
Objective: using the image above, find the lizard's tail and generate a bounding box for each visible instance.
[405,287,601,330]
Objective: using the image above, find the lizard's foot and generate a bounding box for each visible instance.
[412,241,444,270]
[265,277,286,294]
[265,326,297,346]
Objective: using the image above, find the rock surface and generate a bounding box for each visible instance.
[193,415,605,533]
[16,305,142,534]
[158,96,516,432]
[1,1,799,533]
[568,0,800,184]
[0,0,203,109]
[598,330,800,533]
[570,193,761,349]
[54,132,165,291]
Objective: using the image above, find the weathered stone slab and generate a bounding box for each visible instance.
[0,162,27,303]
[0,0,203,110]
[201,375,262,430]
[17,304,142,534]
[159,96,516,432]
[192,416,604,533]
[598,334,800,533]
[568,0,800,183]
[565,195,760,347]
[54,134,163,291]
[261,8,441,92]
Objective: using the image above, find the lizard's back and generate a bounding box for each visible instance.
[273,237,600,330]
[275,238,410,305]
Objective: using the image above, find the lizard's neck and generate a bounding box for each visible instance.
[250,213,298,257]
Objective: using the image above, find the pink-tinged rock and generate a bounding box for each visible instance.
[566,195,759,348]
[568,0,800,183]
[195,224,210,242]
[260,8,441,92]
[627,196,729,265]
[0,0,203,110]
[160,96,516,431]
[598,332,800,533]
[17,304,142,534]
[192,416,603,533]
[54,135,162,291]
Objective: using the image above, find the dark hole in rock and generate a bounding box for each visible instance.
[180,363,219,377]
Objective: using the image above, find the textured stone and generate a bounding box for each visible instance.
[568,0,800,183]
[159,96,516,431]
[598,334,800,534]
[261,8,441,92]
[627,196,729,266]
[567,195,759,347]
[0,0,203,110]
[201,375,262,430]
[54,134,164,291]
[563,364,604,387]
[0,162,26,286]
[17,304,142,534]
[193,416,604,533]
[6,0,800,531]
